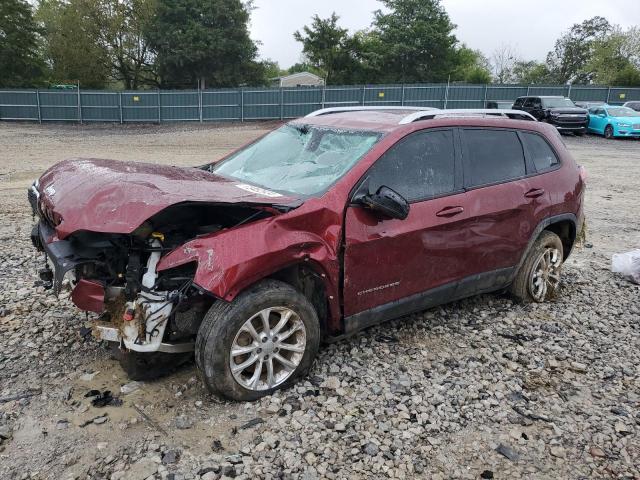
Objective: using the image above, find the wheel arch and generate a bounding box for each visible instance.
[544,218,577,260]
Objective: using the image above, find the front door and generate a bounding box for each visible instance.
[343,128,468,317]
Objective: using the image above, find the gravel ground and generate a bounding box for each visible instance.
[0,123,638,480]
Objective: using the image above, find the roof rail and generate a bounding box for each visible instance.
[305,106,437,118]
[399,109,537,124]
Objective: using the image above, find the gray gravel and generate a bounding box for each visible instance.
[0,125,638,479]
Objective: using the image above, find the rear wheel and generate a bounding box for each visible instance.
[195,280,320,401]
[604,125,614,139]
[510,231,564,303]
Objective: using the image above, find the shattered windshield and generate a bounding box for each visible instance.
[212,124,381,196]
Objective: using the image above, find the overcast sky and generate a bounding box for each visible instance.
[250,0,640,68]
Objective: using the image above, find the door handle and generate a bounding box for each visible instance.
[436,206,464,217]
[525,188,545,198]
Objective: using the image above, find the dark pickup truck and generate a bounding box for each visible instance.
[513,96,588,135]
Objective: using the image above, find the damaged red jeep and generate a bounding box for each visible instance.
[29,107,585,401]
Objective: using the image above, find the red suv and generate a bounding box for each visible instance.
[29,107,585,400]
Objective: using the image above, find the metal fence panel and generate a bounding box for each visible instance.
[81,91,119,122]
[2,84,640,123]
[0,90,39,120]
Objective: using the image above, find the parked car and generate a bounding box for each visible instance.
[29,107,586,401]
[486,100,513,109]
[513,96,589,135]
[574,101,607,109]
[622,101,640,112]
[587,105,640,138]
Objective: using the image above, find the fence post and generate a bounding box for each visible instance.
[321,86,326,109]
[280,88,284,120]
[36,89,41,124]
[361,85,366,106]
[483,84,488,108]
[157,89,161,124]
[119,92,123,124]
[443,82,450,109]
[199,88,203,123]
[77,85,82,124]
[526,85,531,96]
[401,84,405,106]
[240,88,244,122]
[606,87,611,104]
[567,83,572,99]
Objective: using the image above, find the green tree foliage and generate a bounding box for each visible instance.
[293,13,354,84]
[0,0,45,87]
[37,0,108,88]
[92,0,157,89]
[587,27,640,86]
[512,61,552,85]
[452,47,491,83]
[146,0,264,88]
[546,16,611,83]
[371,0,458,83]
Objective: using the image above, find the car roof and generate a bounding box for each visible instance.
[291,110,551,134]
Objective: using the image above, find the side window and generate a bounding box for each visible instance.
[367,130,456,202]
[520,132,559,172]
[532,98,542,109]
[523,98,534,108]
[463,129,526,187]
[513,98,524,108]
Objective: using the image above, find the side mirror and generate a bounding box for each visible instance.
[359,185,410,220]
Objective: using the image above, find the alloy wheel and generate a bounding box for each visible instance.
[229,307,306,391]
[529,247,562,302]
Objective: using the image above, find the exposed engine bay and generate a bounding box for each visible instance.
[30,199,273,353]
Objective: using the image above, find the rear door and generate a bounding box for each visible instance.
[589,108,606,134]
[456,128,550,283]
[343,128,468,316]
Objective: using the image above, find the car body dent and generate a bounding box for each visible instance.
[156,200,344,332]
[37,158,301,239]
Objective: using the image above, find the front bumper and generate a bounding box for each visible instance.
[94,323,194,353]
[32,221,89,294]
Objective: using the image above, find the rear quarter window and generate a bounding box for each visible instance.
[463,129,526,187]
[520,132,559,172]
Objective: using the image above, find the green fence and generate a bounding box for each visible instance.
[1,83,638,123]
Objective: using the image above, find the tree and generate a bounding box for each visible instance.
[37,0,110,88]
[371,0,458,83]
[512,61,552,84]
[146,0,264,88]
[91,0,157,89]
[491,43,519,84]
[546,16,611,83]
[451,46,491,83]
[293,13,353,84]
[0,0,45,87]
[587,27,640,86]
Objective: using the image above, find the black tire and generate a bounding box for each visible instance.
[510,231,564,303]
[112,347,193,380]
[195,279,320,401]
[604,125,614,139]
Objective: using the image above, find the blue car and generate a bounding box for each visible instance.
[587,106,640,139]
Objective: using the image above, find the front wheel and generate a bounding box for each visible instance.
[195,280,320,401]
[510,231,564,303]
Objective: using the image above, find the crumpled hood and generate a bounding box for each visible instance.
[36,158,301,239]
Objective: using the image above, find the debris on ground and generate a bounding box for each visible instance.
[612,249,640,284]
